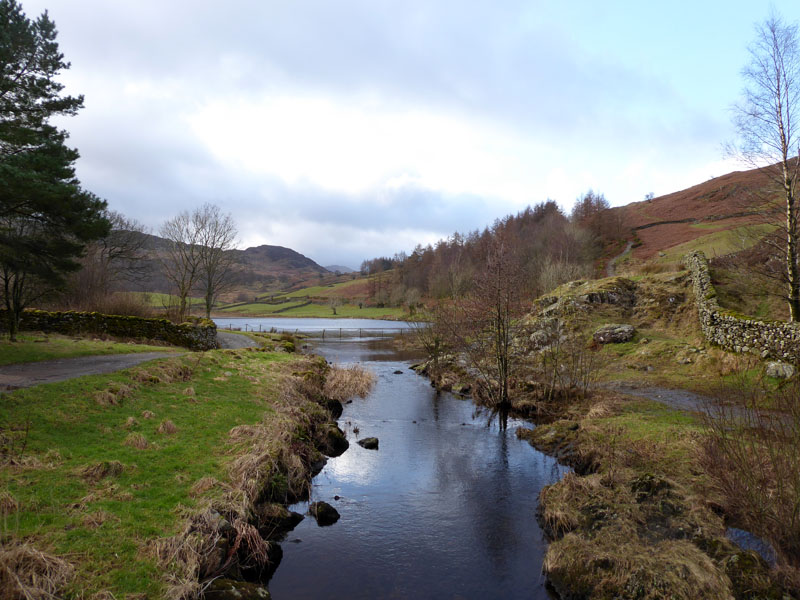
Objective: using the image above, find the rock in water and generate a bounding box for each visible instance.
[765,361,795,379]
[357,437,379,450]
[593,324,635,344]
[309,501,340,526]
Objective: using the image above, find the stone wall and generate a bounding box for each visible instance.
[683,250,800,362]
[2,309,219,351]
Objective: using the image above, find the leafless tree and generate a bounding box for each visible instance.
[436,227,527,420]
[729,12,800,321]
[194,203,238,318]
[159,211,201,323]
[62,210,149,309]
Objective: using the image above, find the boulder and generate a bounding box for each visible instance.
[357,437,379,450]
[315,424,349,457]
[309,501,340,526]
[593,324,635,344]
[765,361,795,379]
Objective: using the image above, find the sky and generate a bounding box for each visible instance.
[21,0,800,268]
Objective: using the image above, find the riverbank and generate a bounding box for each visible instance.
[0,344,371,598]
[410,357,789,598]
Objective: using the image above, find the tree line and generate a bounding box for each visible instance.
[360,192,623,309]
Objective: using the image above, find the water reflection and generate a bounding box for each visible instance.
[268,337,567,599]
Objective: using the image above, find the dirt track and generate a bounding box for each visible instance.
[0,352,178,390]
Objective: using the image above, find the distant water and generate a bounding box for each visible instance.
[268,337,567,599]
[213,317,413,334]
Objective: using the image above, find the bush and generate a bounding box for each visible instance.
[702,374,800,587]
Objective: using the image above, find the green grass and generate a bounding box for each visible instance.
[217,301,407,320]
[130,292,205,309]
[0,349,297,597]
[281,277,365,299]
[0,333,179,366]
[654,224,777,263]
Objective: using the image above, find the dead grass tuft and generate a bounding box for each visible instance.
[182,386,195,396]
[82,510,117,529]
[123,433,149,450]
[0,491,19,515]
[544,530,732,600]
[0,542,75,600]
[80,460,124,482]
[93,390,118,406]
[141,410,155,419]
[323,364,375,401]
[123,416,139,429]
[157,419,178,435]
[189,476,222,498]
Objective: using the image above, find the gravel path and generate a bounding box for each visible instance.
[0,352,178,391]
[602,380,755,421]
[217,331,262,349]
[606,241,634,277]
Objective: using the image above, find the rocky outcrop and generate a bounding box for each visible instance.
[593,324,635,344]
[684,251,800,363]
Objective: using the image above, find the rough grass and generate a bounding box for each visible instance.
[0,332,178,365]
[0,349,299,598]
[0,542,75,600]
[323,364,376,402]
[521,392,783,599]
[217,301,407,319]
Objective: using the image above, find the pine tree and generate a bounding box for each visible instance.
[0,0,109,340]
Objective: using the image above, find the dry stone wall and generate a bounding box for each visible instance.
[683,250,800,363]
[1,309,219,351]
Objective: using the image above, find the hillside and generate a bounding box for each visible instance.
[123,233,329,297]
[613,166,780,263]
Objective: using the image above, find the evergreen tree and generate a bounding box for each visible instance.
[0,0,109,339]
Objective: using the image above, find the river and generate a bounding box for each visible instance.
[267,335,568,599]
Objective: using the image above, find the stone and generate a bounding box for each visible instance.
[765,361,795,380]
[309,501,340,526]
[315,423,349,457]
[593,324,635,344]
[357,437,379,450]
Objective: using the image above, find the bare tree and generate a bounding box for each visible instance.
[194,204,238,318]
[436,227,527,421]
[62,210,149,309]
[729,12,800,321]
[159,211,201,323]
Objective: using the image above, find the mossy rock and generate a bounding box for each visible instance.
[315,423,349,457]
[357,437,379,450]
[309,501,340,526]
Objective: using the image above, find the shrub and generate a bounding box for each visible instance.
[702,374,800,586]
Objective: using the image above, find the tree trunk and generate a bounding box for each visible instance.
[784,166,800,321]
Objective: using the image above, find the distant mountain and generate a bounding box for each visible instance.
[238,245,327,274]
[119,233,329,297]
[324,264,356,273]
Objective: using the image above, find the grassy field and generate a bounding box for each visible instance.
[0,349,301,597]
[652,223,777,264]
[0,333,179,366]
[217,301,408,320]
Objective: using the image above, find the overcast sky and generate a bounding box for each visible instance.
[21,0,800,268]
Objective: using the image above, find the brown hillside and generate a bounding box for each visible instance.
[614,167,781,260]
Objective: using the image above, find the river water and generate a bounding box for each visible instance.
[267,336,568,599]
